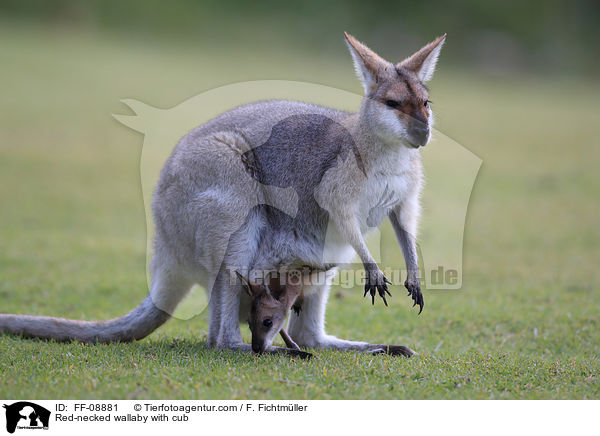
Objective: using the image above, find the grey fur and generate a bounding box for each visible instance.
[0,296,168,342]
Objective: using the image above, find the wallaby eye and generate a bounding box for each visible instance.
[385,100,401,109]
[424,99,431,108]
[263,319,273,328]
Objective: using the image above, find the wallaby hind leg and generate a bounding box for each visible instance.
[287,280,415,357]
[207,265,244,348]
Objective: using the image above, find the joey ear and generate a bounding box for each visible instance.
[398,34,446,82]
[285,280,303,302]
[344,32,389,94]
[266,274,285,301]
[236,271,260,298]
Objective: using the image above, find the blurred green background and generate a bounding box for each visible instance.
[0,1,598,399]
[2,0,599,75]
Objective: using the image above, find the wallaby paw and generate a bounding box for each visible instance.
[404,279,424,314]
[363,268,392,306]
[367,345,416,358]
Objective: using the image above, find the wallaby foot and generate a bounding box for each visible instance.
[219,342,312,359]
[290,334,414,358]
[366,344,416,357]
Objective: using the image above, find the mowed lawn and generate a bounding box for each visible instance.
[0,22,599,399]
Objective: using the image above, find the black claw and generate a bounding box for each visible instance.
[379,283,390,306]
[364,272,392,305]
[404,280,424,314]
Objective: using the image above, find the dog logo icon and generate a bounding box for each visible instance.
[3,402,50,433]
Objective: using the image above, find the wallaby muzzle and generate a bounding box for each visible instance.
[407,122,429,147]
[252,340,266,354]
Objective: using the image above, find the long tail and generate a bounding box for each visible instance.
[0,296,169,343]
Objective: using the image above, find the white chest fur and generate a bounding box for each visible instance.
[355,148,419,231]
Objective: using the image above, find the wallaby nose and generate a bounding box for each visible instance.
[408,124,429,147]
[252,343,262,353]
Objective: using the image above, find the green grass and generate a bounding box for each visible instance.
[1,22,599,399]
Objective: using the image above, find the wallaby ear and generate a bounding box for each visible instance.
[398,34,446,83]
[266,274,285,301]
[344,32,389,94]
[236,271,260,298]
[285,277,303,302]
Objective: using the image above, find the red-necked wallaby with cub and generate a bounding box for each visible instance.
[0,32,446,357]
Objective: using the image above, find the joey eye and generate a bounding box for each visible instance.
[424,100,431,108]
[263,319,273,328]
[385,100,401,109]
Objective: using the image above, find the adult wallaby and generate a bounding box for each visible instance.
[0,32,445,356]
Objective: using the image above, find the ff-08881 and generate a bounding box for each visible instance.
[73,404,118,412]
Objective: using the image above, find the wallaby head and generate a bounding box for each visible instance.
[236,272,303,353]
[344,32,446,148]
